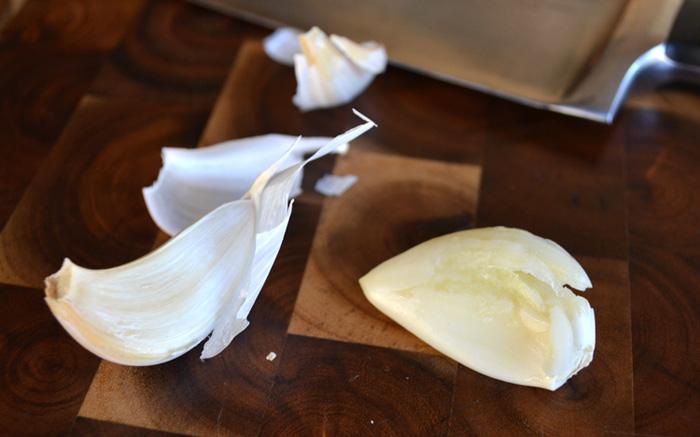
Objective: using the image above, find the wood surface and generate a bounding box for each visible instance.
[0,0,25,31]
[0,0,698,436]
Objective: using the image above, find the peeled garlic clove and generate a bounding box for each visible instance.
[45,111,376,365]
[293,27,386,111]
[359,226,595,390]
[329,35,387,74]
[143,135,348,236]
[263,27,302,66]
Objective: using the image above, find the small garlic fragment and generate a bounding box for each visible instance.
[293,27,387,111]
[44,110,376,366]
[266,351,277,361]
[314,173,358,197]
[263,27,301,66]
[359,227,595,390]
[143,135,348,236]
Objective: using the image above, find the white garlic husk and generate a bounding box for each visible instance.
[329,35,387,75]
[44,111,376,366]
[292,27,387,111]
[314,173,358,197]
[263,27,302,66]
[143,135,348,236]
[359,227,595,391]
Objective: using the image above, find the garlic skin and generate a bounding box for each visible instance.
[314,173,358,197]
[45,201,256,366]
[359,227,595,390]
[329,35,387,75]
[44,111,376,366]
[263,27,302,66]
[293,27,387,111]
[143,135,348,236]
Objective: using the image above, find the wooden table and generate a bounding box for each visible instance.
[0,1,698,435]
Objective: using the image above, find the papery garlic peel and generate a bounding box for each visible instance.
[263,27,301,66]
[143,135,348,236]
[44,110,376,366]
[293,27,387,111]
[329,35,387,75]
[314,174,358,197]
[359,227,595,390]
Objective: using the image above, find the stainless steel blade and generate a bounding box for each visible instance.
[193,0,684,122]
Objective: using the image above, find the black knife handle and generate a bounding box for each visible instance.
[666,0,700,66]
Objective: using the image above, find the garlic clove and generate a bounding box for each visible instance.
[143,135,348,236]
[45,111,376,365]
[293,27,384,111]
[329,35,387,74]
[263,27,302,66]
[359,226,595,390]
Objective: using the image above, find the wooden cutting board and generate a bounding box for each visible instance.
[0,1,698,435]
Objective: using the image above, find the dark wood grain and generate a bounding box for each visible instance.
[0,0,144,229]
[622,95,700,435]
[289,150,480,352]
[476,111,628,260]
[0,96,209,288]
[71,418,184,436]
[0,46,102,228]
[0,284,100,436]
[0,0,25,30]
[261,335,456,436]
[89,0,265,104]
[1,0,144,49]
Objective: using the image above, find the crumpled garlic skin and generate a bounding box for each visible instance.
[44,111,376,366]
[359,227,595,391]
[329,35,387,75]
[292,27,387,111]
[143,135,348,236]
[263,27,302,66]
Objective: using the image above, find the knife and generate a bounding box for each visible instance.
[193,0,700,123]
